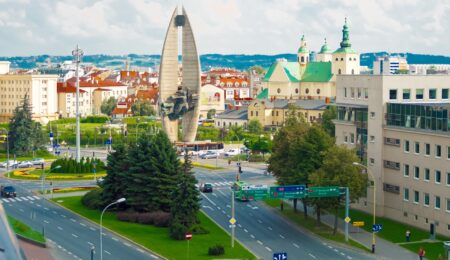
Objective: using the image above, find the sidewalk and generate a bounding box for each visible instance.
[286,200,418,260]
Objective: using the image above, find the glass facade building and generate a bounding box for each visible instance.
[337,105,368,161]
[386,103,450,133]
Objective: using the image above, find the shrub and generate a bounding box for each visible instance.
[208,244,225,256]
[190,224,210,235]
[81,115,110,124]
[169,219,188,240]
[137,212,154,224]
[152,211,171,227]
[81,189,103,209]
[116,211,139,222]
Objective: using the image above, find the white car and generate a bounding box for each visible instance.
[17,161,33,168]
[32,158,45,165]
[200,151,219,159]
[0,160,18,168]
[224,149,240,157]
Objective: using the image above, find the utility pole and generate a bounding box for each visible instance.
[72,45,83,163]
[345,187,349,242]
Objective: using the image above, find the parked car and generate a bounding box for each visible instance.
[32,158,45,165]
[0,160,18,168]
[17,161,33,168]
[240,147,250,153]
[200,151,219,159]
[199,183,213,193]
[0,185,17,198]
[224,149,240,157]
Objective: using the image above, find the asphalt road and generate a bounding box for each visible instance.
[0,177,161,260]
[195,164,374,260]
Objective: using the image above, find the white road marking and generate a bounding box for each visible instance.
[1,198,9,203]
[90,227,96,231]
[226,204,231,208]
[44,220,50,224]
[279,234,285,239]
[124,242,132,247]
[80,223,86,227]
[28,197,35,201]
[334,249,339,252]
[61,215,66,218]
[250,234,255,239]
[293,243,300,248]
[104,250,111,255]
[202,205,214,211]
[257,240,263,245]
[68,252,72,255]
[265,246,272,252]
[340,252,345,256]
[328,245,333,249]
[36,204,41,207]
[150,254,158,259]
[52,210,58,214]
[21,197,28,201]
[257,219,262,224]
[217,206,221,210]
[200,193,217,206]
[9,198,15,202]
[212,193,217,197]
[347,256,353,259]
[29,201,34,204]
[221,210,226,214]
[87,242,94,246]
[112,237,119,241]
[19,208,24,212]
[268,227,272,230]
[72,234,78,238]
[70,218,76,222]
[15,197,22,201]
[226,214,231,218]
[217,190,226,196]
[309,253,316,259]
[244,229,248,233]
[137,248,145,253]
[44,207,49,210]
[237,224,242,228]
[57,226,63,230]
[33,196,41,200]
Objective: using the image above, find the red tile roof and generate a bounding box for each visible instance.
[66,77,127,88]
[57,82,86,93]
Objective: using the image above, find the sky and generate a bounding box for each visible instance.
[0,0,448,56]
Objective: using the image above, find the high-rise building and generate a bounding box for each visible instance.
[373,56,408,75]
[334,74,450,236]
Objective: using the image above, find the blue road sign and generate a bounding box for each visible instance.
[273,252,287,260]
[49,132,54,138]
[372,224,383,232]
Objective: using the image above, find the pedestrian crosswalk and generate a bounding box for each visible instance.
[0,195,41,203]
[196,181,234,188]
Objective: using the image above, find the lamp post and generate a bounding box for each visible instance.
[0,128,10,178]
[353,162,376,253]
[72,45,83,163]
[41,165,62,197]
[100,198,126,260]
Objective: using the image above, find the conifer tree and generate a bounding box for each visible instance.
[101,143,129,206]
[9,94,35,155]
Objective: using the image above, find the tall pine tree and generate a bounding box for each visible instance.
[101,143,129,206]
[9,94,34,155]
[169,150,200,239]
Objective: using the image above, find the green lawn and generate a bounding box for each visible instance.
[402,242,445,260]
[8,215,46,244]
[0,150,57,161]
[264,199,370,253]
[53,196,256,260]
[8,168,106,181]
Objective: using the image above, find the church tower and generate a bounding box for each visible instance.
[316,38,332,62]
[332,18,359,78]
[297,34,309,66]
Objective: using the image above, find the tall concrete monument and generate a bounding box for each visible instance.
[159,6,200,142]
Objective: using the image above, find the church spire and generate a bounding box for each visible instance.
[340,17,351,48]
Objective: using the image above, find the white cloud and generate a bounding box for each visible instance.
[0,0,448,56]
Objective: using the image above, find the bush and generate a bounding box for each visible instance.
[116,211,139,222]
[190,224,209,235]
[137,212,154,224]
[81,116,110,124]
[208,244,225,256]
[152,211,171,227]
[169,219,188,240]
[81,189,103,209]
[50,157,105,173]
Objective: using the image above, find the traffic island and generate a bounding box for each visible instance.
[7,168,106,181]
[8,215,46,247]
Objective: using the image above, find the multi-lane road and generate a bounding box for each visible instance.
[195,163,374,260]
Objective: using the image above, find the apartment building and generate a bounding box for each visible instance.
[0,61,58,123]
[334,75,450,235]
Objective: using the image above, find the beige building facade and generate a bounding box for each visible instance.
[334,74,450,236]
[0,63,58,123]
[199,84,225,119]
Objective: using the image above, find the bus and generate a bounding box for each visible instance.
[232,181,252,201]
[175,141,224,156]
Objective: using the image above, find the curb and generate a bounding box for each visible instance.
[16,234,47,248]
[47,199,167,260]
[199,209,260,260]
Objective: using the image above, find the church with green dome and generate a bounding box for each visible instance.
[260,18,360,101]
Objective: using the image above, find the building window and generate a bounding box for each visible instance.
[447,172,450,186]
[385,137,400,146]
[305,88,309,94]
[384,160,400,170]
[350,88,355,98]
[276,111,279,116]
[425,143,430,156]
[436,145,441,158]
[251,111,253,116]
[364,88,369,99]
[424,193,430,206]
[316,89,320,95]
[350,133,355,144]
[344,88,347,98]
[403,188,409,201]
[414,166,420,179]
[403,89,411,100]
[295,88,299,94]
[435,170,441,184]
[414,191,419,204]
[442,88,449,99]
[415,142,420,154]
[370,112,375,118]
[369,158,375,165]
[404,140,410,152]
[357,88,362,98]
[256,111,258,116]
[389,89,397,100]
[351,69,355,75]
[344,134,348,143]
[404,164,410,177]
[435,196,441,209]
[370,136,375,142]
[429,89,437,99]
[416,89,424,99]
[424,168,430,181]
[277,88,281,94]
[338,69,342,75]
[448,146,450,160]
[271,111,274,116]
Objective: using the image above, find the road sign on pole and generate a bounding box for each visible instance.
[273,252,287,260]
[372,224,382,232]
[269,185,306,199]
[306,186,341,198]
[344,217,351,223]
[185,232,192,240]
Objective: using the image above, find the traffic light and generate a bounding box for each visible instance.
[238,166,242,174]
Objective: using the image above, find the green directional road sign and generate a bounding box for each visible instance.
[306,186,341,198]
[247,188,268,200]
[269,185,306,199]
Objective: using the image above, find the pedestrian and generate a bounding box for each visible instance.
[406,230,411,242]
[418,247,425,260]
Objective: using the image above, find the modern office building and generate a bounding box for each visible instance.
[334,75,450,235]
[373,56,408,75]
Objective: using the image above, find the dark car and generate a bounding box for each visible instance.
[1,185,17,198]
[200,183,213,193]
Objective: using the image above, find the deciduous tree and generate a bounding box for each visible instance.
[100,97,117,116]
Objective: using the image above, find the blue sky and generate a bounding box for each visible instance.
[0,0,448,56]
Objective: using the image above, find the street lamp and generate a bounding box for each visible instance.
[41,165,62,197]
[0,128,10,178]
[72,45,84,163]
[100,198,126,260]
[353,162,376,253]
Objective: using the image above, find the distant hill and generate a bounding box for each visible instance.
[1,53,449,72]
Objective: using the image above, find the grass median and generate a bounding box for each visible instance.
[264,199,370,253]
[336,208,449,259]
[52,196,256,260]
[8,215,46,244]
[8,168,106,181]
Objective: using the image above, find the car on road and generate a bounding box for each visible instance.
[0,185,17,198]
[199,183,213,193]
[200,151,219,159]
[17,161,33,168]
[32,158,45,165]
[0,160,18,168]
[224,149,240,157]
